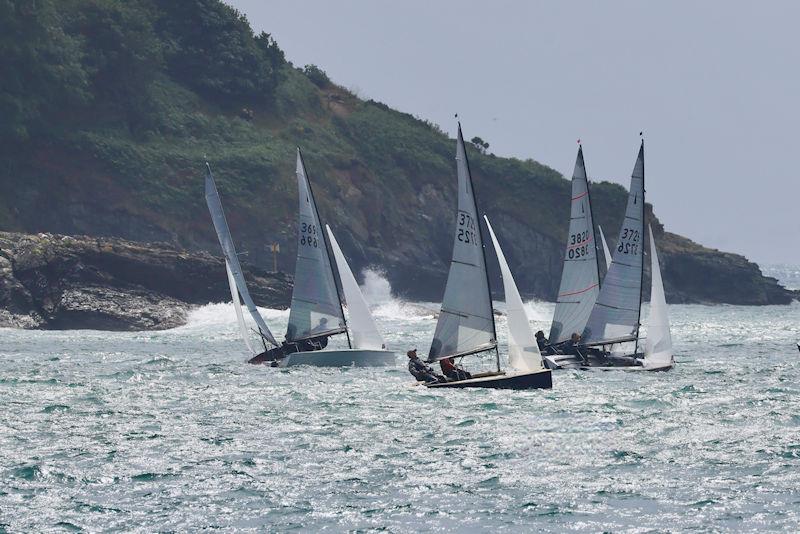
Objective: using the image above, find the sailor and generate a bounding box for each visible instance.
[535,331,551,353]
[407,349,445,383]
[440,356,471,381]
[561,333,588,363]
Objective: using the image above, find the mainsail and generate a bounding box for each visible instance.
[204,163,278,347]
[643,225,673,369]
[549,146,601,344]
[598,225,612,270]
[582,142,645,345]
[286,149,348,343]
[325,225,386,350]
[484,216,543,372]
[428,125,497,362]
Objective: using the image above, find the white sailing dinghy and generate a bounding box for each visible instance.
[205,154,394,367]
[266,149,394,367]
[545,145,603,369]
[578,141,674,371]
[424,125,552,390]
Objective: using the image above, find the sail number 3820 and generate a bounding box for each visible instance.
[457,212,478,245]
[300,222,318,248]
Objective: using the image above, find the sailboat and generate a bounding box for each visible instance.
[205,152,395,367]
[424,125,552,390]
[545,145,603,368]
[205,163,281,353]
[577,140,674,370]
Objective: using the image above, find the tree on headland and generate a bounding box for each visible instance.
[471,136,490,154]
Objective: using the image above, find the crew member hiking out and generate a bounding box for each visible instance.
[407,349,445,383]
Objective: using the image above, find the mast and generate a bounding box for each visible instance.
[459,123,500,372]
[635,137,645,355]
[583,144,603,288]
[297,148,352,349]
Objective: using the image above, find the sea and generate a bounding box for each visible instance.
[1,268,799,533]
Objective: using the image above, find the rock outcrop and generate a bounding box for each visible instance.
[0,232,291,330]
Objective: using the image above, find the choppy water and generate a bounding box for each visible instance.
[2,271,800,532]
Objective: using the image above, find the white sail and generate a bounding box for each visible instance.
[226,261,255,354]
[583,142,645,345]
[325,225,386,350]
[205,163,278,347]
[484,216,543,372]
[428,124,496,362]
[549,147,601,343]
[643,225,673,369]
[286,149,348,342]
[599,225,612,271]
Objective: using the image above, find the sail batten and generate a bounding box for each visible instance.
[428,125,496,363]
[549,147,601,344]
[205,164,278,347]
[286,150,347,343]
[583,142,645,345]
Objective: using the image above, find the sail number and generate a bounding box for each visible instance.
[300,222,318,248]
[567,230,592,259]
[617,227,640,256]
[457,211,478,245]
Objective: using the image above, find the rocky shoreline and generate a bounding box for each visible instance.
[0,232,291,331]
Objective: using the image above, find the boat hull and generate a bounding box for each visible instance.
[277,348,396,368]
[425,369,552,390]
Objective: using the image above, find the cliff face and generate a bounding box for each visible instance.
[0,0,793,307]
[0,232,291,330]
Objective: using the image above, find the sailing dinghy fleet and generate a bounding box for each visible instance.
[204,123,674,386]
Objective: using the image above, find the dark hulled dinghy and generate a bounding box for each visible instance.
[424,124,552,390]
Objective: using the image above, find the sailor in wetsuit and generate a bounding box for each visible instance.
[248,319,332,365]
[407,349,445,383]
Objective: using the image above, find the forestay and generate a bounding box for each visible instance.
[643,225,673,369]
[286,149,347,343]
[325,225,386,350]
[428,125,497,362]
[204,164,278,347]
[484,216,543,372]
[549,147,601,344]
[583,142,645,345]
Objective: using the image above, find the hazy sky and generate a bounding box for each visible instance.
[230,1,800,264]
